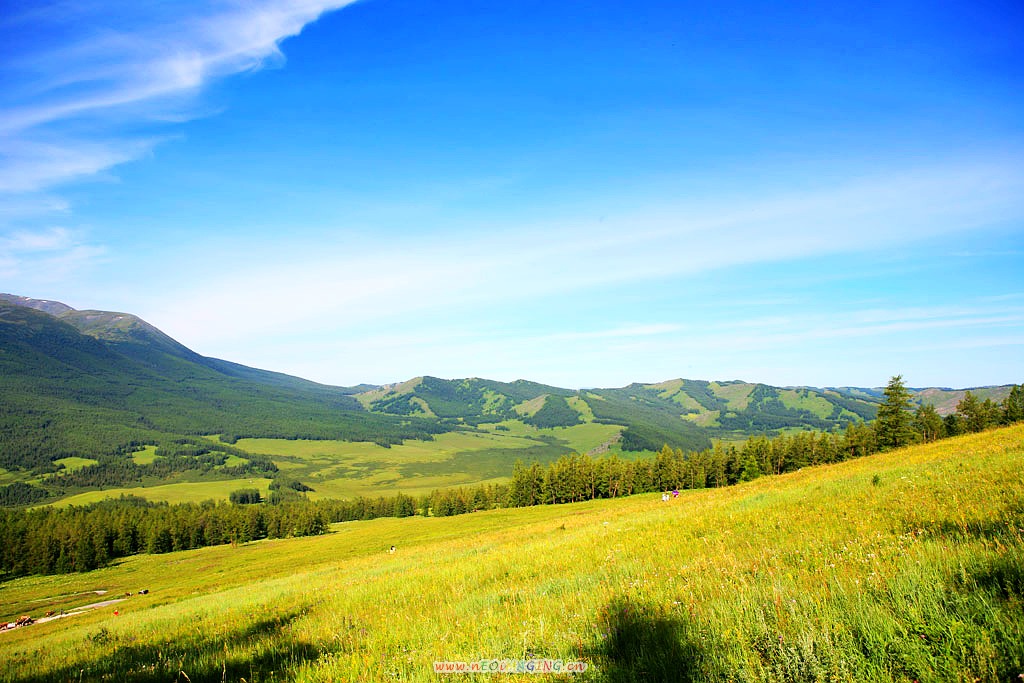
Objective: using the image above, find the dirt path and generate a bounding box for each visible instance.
[2,597,126,632]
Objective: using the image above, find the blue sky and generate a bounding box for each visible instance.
[1,0,1022,389]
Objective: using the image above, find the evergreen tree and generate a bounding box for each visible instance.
[943,413,964,437]
[956,391,990,433]
[913,403,944,443]
[739,453,762,482]
[876,375,915,450]
[1003,384,1024,424]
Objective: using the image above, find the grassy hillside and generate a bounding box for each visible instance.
[2,426,1021,682]
[640,380,879,440]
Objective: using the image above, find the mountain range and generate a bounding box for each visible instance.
[0,294,1014,502]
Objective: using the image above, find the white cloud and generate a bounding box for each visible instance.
[0,137,157,193]
[0,1,359,194]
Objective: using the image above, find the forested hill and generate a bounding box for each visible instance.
[0,297,444,475]
[352,377,1015,447]
[355,377,885,445]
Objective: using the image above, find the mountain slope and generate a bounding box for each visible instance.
[0,299,443,476]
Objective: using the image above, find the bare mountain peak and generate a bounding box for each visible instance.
[0,293,75,317]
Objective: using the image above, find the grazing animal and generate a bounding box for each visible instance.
[138,589,149,594]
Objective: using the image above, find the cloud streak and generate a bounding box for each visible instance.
[147,157,1024,349]
[0,0,358,194]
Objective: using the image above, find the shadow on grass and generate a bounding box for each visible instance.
[586,596,716,683]
[961,548,1024,601]
[11,609,324,683]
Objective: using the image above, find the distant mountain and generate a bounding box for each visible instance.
[829,385,1014,416]
[354,376,885,446]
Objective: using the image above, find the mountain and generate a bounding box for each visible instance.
[1,293,1015,507]
[0,296,443,476]
[352,376,882,447]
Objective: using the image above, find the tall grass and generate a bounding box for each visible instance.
[2,426,1022,682]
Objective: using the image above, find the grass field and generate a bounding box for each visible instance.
[51,457,100,473]
[232,429,570,499]
[130,446,158,465]
[51,478,274,508]
[39,421,638,508]
[710,382,755,410]
[778,389,836,419]
[477,421,626,456]
[3,426,1022,682]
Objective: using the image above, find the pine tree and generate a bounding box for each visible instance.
[913,403,944,442]
[876,375,915,450]
[956,391,990,433]
[1003,384,1024,424]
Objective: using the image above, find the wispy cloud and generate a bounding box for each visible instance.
[544,324,684,341]
[0,227,106,280]
[209,297,1024,389]
[146,158,1024,349]
[0,0,358,195]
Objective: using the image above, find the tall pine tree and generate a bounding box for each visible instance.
[876,374,915,450]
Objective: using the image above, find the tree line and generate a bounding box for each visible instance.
[0,496,328,577]
[1,379,1020,579]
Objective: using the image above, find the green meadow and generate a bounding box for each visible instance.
[130,447,158,465]
[45,423,641,507]
[51,478,275,508]
[235,429,568,499]
[3,426,1022,682]
[51,457,100,474]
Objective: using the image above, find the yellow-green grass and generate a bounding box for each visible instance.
[218,454,248,468]
[408,396,435,416]
[684,409,721,427]
[45,428,569,507]
[5,426,1022,682]
[478,420,625,456]
[710,381,755,409]
[236,431,539,464]
[778,388,837,419]
[566,395,595,422]
[130,446,158,465]
[51,457,99,473]
[514,394,547,417]
[231,431,563,499]
[353,377,424,409]
[303,471,514,500]
[50,478,273,508]
[646,379,708,412]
